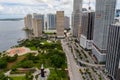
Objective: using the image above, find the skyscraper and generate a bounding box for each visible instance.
[32,18,37,36]
[80,11,95,49]
[92,0,117,62]
[36,19,42,37]
[106,23,120,80]
[47,14,56,30]
[73,0,82,12]
[33,13,45,30]
[64,16,70,29]
[72,0,82,39]
[56,11,65,38]
[32,18,42,37]
[24,16,27,28]
[26,14,33,30]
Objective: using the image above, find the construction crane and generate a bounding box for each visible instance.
[88,0,91,10]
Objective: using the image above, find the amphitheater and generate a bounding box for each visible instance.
[6,47,31,57]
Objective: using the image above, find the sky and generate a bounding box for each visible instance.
[0,0,120,18]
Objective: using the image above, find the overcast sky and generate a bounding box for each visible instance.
[0,0,120,17]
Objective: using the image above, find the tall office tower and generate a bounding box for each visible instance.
[56,11,65,38]
[26,14,33,30]
[64,16,70,29]
[32,18,37,36]
[106,23,120,80]
[47,14,56,30]
[80,11,95,50]
[92,0,117,62]
[33,13,45,30]
[72,0,82,39]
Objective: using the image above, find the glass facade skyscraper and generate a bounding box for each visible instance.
[47,14,56,30]
[92,0,117,62]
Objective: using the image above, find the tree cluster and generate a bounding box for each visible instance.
[0,54,18,69]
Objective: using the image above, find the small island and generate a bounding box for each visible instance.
[0,18,23,21]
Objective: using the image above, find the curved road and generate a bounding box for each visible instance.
[72,42,105,68]
[77,59,105,67]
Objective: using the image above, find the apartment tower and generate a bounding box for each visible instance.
[32,18,42,37]
[36,19,42,37]
[26,14,33,30]
[24,17,28,29]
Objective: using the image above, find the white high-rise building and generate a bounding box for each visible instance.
[92,0,117,62]
[32,18,42,37]
[26,14,33,30]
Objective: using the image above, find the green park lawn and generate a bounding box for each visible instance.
[0,38,68,80]
[10,76,26,80]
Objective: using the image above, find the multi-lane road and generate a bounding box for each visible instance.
[61,36,109,80]
[61,40,83,80]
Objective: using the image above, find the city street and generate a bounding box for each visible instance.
[61,39,83,80]
[63,36,109,80]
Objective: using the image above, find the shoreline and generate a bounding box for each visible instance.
[0,20,26,53]
[0,38,27,53]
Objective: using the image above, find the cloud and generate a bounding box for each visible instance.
[0,5,4,11]
[36,0,55,8]
[0,0,39,5]
[0,0,119,17]
[35,0,73,16]
[0,0,49,15]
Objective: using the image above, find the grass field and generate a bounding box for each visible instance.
[10,76,26,80]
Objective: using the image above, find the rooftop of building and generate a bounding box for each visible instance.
[82,7,95,13]
[112,21,120,26]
